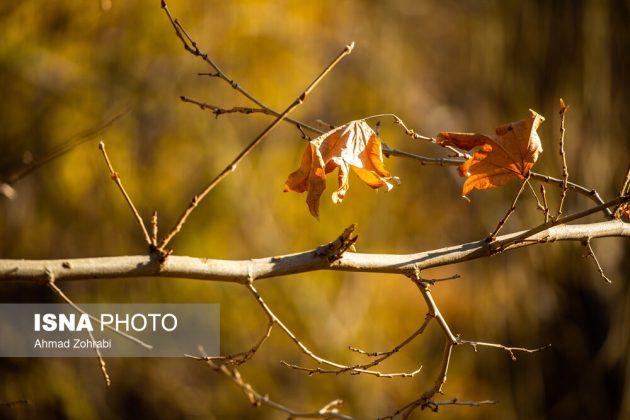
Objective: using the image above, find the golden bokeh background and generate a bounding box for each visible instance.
[1,0,629,419]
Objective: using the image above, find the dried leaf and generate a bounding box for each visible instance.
[284,120,400,219]
[438,110,545,198]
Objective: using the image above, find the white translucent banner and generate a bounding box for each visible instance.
[0,304,219,357]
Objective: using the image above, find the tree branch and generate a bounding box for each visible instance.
[2,219,627,284]
[556,98,570,217]
[180,95,322,138]
[45,270,111,386]
[529,171,612,217]
[459,339,551,361]
[155,41,354,252]
[99,141,152,246]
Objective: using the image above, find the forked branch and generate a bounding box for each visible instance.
[156,3,354,252]
[187,354,353,419]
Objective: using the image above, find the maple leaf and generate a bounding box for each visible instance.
[437,110,545,198]
[284,120,400,219]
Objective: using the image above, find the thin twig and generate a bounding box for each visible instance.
[338,315,434,373]
[413,280,457,345]
[425,342,454,401]
[556,98,570,218]
[375,113,473,160]
[98,141,152,246]
[188,355,354,419]
[460,339,551,361]
[382,337,496,418]
[150,211,158,246]
[350,315,432,358]
[281,362,423,378]
[378,276,506,418]
[529,171,612,218]
[419,274,461,284]
[180,96,322,136]
[488,175,530,242]
[296,123,311,140]
[157,41,354,252]
[381,394,495,418]
[583,238,612,284]
[420,399,496,412]
[162,1,271,112]
[383,341,455,419]
[618,164,630,196]
[181,97,267,116]
[199,321,274,365]
[526,181,548,222]
[45,270,111,386]
[44,269,152,349]
[363,113,434,142]
[285,273,452,378]
[246,282,413,377]
[162,1,325,137]
[398,280,458,416]
[382,143,464,166]
[540,184,551,222]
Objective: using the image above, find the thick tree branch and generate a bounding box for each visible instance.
[2,220,627,284]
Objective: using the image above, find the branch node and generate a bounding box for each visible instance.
[315,223,358,263]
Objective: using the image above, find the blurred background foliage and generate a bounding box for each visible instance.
[0,0,629,419]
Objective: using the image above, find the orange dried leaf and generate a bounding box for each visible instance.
[284,120,400,219]
[437,110,545,198]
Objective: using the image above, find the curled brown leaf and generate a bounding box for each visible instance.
[437,110,545,198]
[284,120,400,219]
